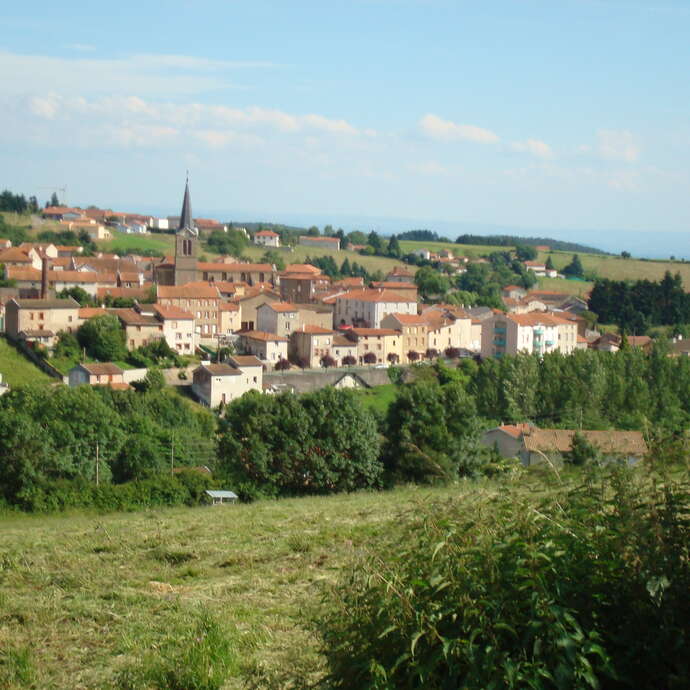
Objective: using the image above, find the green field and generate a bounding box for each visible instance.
[352,382,397,414]
[0,483,465,688]
[399,239,514,256]
[0,337,52,388]
[536,276,594,296]
[98,233,174,256]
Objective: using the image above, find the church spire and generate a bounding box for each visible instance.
[178,174,194,232]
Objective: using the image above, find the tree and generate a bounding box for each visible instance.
[261,250,285,271]
[347,230,367,246]
[387,353,399,364]
[414,266,450,300]
[342,355,357,366]
[49,192,60,207]
[621,251,631,259]
[274,358,291,371]
[139,368,166,393]
[58,286,94,307]
[307,226,320,236]
[515,244,537,261]
[563,254,584,278]
[565,432,598,466]
[545,256,555,271]
[444,347,461,359]
[367,231,383,253]
[320,354,336,368]
[425,348,439,359]
[407,351,420,362]
[387,235,402,258]
[77,314,127,361]
[363,352,377,364]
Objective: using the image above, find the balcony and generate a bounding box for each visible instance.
[494,326,506,334]
[545,340,555,347]
[493,338,506,346]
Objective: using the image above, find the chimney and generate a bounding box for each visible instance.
[41,255,50,299]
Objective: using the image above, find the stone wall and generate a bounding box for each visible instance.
[264,366,392,394]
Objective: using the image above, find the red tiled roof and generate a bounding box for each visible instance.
[255,230,279,237]
[157,285,220,299]
[153,304,194,320]
[229,355,264,367]
[295,325,334,334]
[240,330,289,342]
[523,429,647,456]
[265,302,298,312]
[384,313,428,325]
[197,262,274,272]
[284,263,321,274]
[497,423,534,439]
[371,281,417,290]
[0,247,34,263]
[78,307,108,319]
[350,328,400,337]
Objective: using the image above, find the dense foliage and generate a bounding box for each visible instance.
[0,385,216,507]
[204,228,249,257]
[589,272,690,332]
[455,233,604,254]
[321,467,690,688]
[217,388,383,498]
[0,189,39,214]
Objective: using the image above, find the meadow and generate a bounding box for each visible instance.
[0,337,52,388]
[0,483,463,688]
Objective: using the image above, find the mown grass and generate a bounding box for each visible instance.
[352,383,398,415]
[536,276,594,295]
[98,233,175,256]
[0,337,52,388]
[400,239,514,256]
[0,484,477,688]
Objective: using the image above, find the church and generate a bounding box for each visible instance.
[154,179,277,287]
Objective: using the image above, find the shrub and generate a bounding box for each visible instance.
[342,355,357,366]
[320,469,690,689]
[363,352,377,364]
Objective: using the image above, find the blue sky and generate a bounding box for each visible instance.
[2,0,689,255]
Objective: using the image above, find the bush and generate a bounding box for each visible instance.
[320,469,690,689]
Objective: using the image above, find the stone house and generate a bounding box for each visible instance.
[238,330,288,364]
[4,297,80,347]
[68,362,126,388]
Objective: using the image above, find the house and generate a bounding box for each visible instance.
[0,246,42,270]
[480,311,577,359]
[380,313,428,361]
[157,284,222,339]
[254,230,280,247]
[0,238,12,250]
[346,327,404,365]
[219,303,241,336]
[523,260,547,276]
[116,308,165,350]
[42,206,85,221]
[298,235,340,250]
[502,285,527,300]
[192,357,263,407]
[386,266,416,283]
[289,325,336,368]
[4,297,80,347]
[481,424,648,467]
[370,281,419,300]
[231,286,281,331]
[68,362,126,388]
[238,330,288,363]
[198,261,276,286]
[412,248,431,261]
[8,269,117,297]
[256,302,299,337]
[279,269,331,303]
[334,289,418,329]
[331,335,358,365]
[152,304,197,354]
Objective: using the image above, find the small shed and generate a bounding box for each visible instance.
[205,489,238,505]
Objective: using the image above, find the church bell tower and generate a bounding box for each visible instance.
[174,176,199,286]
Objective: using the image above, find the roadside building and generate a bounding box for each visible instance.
[380,313,428,362]
[68,362,126,388]
[4,297,80,347]
[334,289,418,329]
[238,330,288,363]
[289,325,336,368]
[254,230,280,247]
[347,327,404,365]
[256,302,299,337]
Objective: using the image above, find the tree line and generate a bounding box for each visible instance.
[588,272,690,332]
[1,344,687,511]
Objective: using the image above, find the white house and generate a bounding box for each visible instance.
[254,230,280,248]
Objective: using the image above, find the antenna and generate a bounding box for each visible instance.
[39,185,68,205]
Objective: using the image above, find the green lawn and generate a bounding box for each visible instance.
[0,337,53,388]
[352,383,397,415]
[399,239,514,256]
[0,483,473,688]
[536,276,594,295]
[98,233,175,256]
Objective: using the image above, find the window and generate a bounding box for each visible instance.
[39,312,44,319]
[68,315,73,322]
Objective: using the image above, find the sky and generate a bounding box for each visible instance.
[1,0,689,256]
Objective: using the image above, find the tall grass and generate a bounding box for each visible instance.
[320,466,690,688]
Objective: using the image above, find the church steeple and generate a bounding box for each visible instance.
[178,174,195,233]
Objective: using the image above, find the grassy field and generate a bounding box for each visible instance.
[0,483,477,688]
[352,382,397,415]
[0,337,52,388]
[536,276,594,296]
[98,233,174,256]
[400,239,514,256]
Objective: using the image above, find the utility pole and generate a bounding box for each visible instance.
[95,440,100,486]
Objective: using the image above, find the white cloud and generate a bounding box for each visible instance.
[597,129,639,162]
[0,50,276,98]
[408,160,449,176]
[419,113,499,144]
[510,139,554,159]
[67,43,96,52]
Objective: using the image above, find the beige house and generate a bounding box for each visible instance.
[331,335,358,365]
[380,313,428,361]
[289,325,336,368]
[334,289,418,329]
[231,287,281,331]
[157,284,222,339]
[348,327,404,365]
[256,302,299,337]
[298,236,340,250]
[481,424,648,467]
[239,330,288,364]
[4,297,80,347]
[198,261,276,286]
[279,268,331,304]
[192,357,263,407]
[152,304,196,354]
[219,303,241,335]
[0,246,42,270]
[68,362,126,388]
[117,308,165,350]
